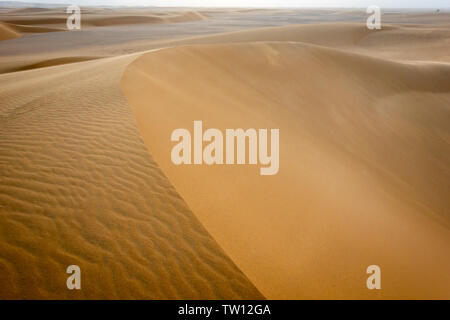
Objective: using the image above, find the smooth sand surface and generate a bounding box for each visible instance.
[121,24,450,299]
[1,8,449,299]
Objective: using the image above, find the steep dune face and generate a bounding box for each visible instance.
[121,42,450,299]
[0,55,263,299]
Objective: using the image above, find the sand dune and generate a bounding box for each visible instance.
[1,8,449,300]
[1,10,207,29]
[0,21,64,42]
[86,11,206,27]
[0,54,263,299]
[4,56,104,73]
[150,23,450,62]
[0,9,208,44]
[10,7,54,14]
[91,23,448,65]
[7,22,65,33]
[0,22,20,40]
[121,38,450,299]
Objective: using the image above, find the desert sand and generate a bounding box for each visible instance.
[0,7,449,299]
[0,8,207,31]
[0,53,263,299]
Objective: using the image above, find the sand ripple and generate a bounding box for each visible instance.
[0,56,263,299]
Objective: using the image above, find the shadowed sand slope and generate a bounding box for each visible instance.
[0,56,263,299]
[121,42,450,299]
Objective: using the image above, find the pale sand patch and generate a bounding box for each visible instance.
[121,25,450,299]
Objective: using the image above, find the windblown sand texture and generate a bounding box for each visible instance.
[0,7,449,299]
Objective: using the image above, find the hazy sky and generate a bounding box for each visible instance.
[9,0,450,8]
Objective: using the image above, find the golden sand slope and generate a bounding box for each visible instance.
[0,55,263,299]
[121,36,450,298]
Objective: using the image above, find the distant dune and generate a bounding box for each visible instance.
[0,9,208,44]
[0,10,207,30]
[86,11,206,27]
[4,21,64,33]
[5,56,103,73]
[0,21,19,40]
[0,20,65,42]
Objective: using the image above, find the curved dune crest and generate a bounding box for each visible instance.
[158,23,450,62]
[121,42,450,299]
[0,56,263,299]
